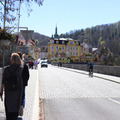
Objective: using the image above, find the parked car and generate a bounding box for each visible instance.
[41,61,48,68]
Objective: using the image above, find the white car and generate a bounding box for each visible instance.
[41,61,48,68]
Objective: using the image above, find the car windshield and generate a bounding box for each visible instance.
[41,61,47,63]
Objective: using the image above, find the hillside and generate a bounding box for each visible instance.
[59,21,120,57]
[32,32,50,46]
[32,21,120,57]
[32,23,120,65]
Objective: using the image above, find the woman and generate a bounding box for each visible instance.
[0,53,23,120]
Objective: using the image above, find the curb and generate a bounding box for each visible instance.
[31,69,39,120]
[61,67,120,84]
[38,65,44,120]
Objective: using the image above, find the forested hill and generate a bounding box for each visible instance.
[59,21,120,57]
[32,32,50,46]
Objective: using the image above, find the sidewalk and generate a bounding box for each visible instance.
[0,69,39,120]
[61,67,120,84]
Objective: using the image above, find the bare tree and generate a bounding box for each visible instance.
[0,0,44,30]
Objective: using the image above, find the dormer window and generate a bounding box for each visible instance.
[56,41,59,44]
[70,42,73,45]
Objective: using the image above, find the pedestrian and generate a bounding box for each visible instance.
[28,60,31,69]
[88,61,94,77]
[34,61,38,69]
[0,53,23,120]
[17,52,30,115]
[31,61,34,69]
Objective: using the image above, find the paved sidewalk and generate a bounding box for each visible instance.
[61,67,120,84]
[0,69,39,120]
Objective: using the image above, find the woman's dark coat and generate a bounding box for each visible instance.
[2,64,23,112]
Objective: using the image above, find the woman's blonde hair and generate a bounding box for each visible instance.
[10,53,22,65]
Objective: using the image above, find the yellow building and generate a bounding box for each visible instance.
[48,27,81,63]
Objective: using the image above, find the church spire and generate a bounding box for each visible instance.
[54,26,58,39]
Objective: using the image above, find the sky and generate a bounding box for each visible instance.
[18,0,120,37]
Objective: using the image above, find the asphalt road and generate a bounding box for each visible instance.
[39,65,120,120]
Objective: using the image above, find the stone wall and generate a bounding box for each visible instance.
[62,64,120,77]
[0,44,17,67]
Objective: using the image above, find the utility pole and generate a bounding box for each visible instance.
[18,0,21,33]
[3,0,6,30]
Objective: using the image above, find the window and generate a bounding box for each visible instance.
[76,52,78,56]
[70,42,73,45]
[56,46,58,52]
[66,47,67,52]
[62,41,64,44]
[62,46,64,53]
[56,41,59,44]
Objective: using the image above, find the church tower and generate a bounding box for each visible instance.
[54,26,58,39]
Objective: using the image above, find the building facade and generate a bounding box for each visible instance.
[48,27,81,63]
[40,46,48,59]
[17,32,40,61]
[48,27,95,63]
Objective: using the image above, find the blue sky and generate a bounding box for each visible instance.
[19,0,120,37]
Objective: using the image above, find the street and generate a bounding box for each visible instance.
[39,64,120,120]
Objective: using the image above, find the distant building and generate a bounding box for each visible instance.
[48,27,81,63]
[16,32,39,61]
[40,46,48,59]
[80,40,95,62]
[48,27,95,63]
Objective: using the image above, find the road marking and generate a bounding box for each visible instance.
[108,98,120,105]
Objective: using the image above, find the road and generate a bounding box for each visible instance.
[39,64,120,120]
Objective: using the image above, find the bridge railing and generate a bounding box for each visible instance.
[62,64,120,77]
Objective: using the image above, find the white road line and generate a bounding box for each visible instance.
[108,98,120,105]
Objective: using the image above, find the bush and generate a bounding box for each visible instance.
[0,29,15,42]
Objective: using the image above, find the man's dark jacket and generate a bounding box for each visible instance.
[22,63,29,86]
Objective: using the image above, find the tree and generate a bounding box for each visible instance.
[34,39,39,45]
[0,0,44,30]
[98,36,102,47]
